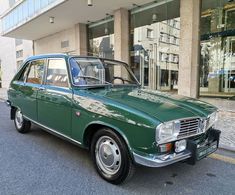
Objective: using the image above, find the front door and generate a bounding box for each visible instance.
[37,58,72,136]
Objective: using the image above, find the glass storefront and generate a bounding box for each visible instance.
[200,0,235,96]
[130,0,180,91]
[88,18,114,59]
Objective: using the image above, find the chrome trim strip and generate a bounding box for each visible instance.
[133,150,191,168]
[23,116,82,146]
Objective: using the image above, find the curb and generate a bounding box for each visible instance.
[219,144,235,153]
[218,109,235,114]
[0,97,7,103]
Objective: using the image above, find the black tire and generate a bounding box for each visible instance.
[14,108,31,134]
[91,128,135,184]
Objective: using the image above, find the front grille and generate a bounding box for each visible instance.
[178,118,200,138]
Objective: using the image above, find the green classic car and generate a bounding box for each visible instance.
[7,54,221,184]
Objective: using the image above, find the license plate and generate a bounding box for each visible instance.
[196,141,218,160]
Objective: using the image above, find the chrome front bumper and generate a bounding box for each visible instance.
[133,129,221,168]
[133,150,191,168]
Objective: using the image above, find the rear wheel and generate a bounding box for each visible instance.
[14,108,31,133]
[91,128,135,184]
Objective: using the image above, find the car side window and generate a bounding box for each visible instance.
[26,60,45,84]
[46,59,68,88]
[18,62,30,82]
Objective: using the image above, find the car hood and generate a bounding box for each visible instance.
[75,87,217,123]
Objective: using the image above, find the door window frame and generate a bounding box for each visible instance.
[17,61,30,83]
[44,57,71,89]
[24,58,46,85]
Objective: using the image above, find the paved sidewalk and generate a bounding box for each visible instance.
[200,98,235,113]
[201,98,235,151]
[0,88,7,101]
[0,88,234,151]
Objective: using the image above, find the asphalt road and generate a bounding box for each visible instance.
[0,102,235,195]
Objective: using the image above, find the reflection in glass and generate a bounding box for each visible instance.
[88,19,114,59]
[130,0,180,91]
[200,0,235,95]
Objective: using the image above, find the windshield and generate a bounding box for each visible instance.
[69,57,139,86]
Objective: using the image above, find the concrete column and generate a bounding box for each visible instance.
[75,23,88,55]
[178,0,201,98]
[114,8,130,64]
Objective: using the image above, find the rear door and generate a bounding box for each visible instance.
[19,59,45,121]
[37,58,72,136]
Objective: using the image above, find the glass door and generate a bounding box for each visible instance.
[223,37,235,92]
[200,0,235,96]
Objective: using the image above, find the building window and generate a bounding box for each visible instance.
[173,54,179,64]
[160,33,169,43]
[15,39,23,46]
[160,52,169,62]
[88,17,114,59]
[61,40,69,48]
[16,50,23,58]
[17,60,23,68]
[147,28,153,39]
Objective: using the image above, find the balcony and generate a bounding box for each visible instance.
[1,0,66,36]
[0,0,152,40]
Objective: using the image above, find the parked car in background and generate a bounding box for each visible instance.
[7,54,221,184]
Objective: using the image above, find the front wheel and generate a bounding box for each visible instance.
[91,128,135,184]
[14,108,31,133]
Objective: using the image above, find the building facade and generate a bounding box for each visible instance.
[0,0,33,88]
[1,0,235,98]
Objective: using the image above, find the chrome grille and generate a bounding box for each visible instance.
[178,118,200,138]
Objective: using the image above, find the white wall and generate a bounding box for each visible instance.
[0,0,17,88]
[35,27,77,55]
[0,0,33,88]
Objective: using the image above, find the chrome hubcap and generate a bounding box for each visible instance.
[95,136,121,176]
[15,109,23,129]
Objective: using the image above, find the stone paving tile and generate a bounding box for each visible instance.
[215,111,235,150]
[201,98,235,113]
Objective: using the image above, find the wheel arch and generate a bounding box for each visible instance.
[83,121,134,159]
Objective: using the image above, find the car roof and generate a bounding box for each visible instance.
[25,54,127,65]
